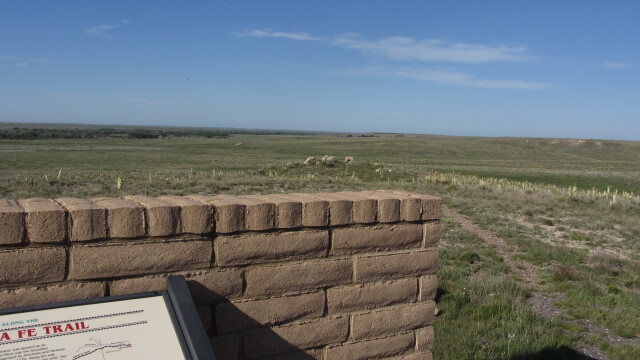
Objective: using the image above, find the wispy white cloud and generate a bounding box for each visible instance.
[85,20,131,38]
[332,34,530,63]
[239,29,532,63]
[237,29,322,41]
[0,55,56,67]
[601,61,633,70]
[363,66,551,90]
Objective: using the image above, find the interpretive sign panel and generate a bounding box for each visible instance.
[0,277,216,360]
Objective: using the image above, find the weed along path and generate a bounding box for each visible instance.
[441,205,638,360]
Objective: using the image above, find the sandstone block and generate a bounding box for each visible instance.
[244,316,349,359]
[0,282,104,308]
[17,198,66,243]
[351,302,435,339]
[307,193,352,226]
[416,326,435,351]
[286,194,328,227]
[254,194,303,229]
[0,247,66,285]
[0,199,24,245]
[335,192,377,224]
[395,352,434,360]
[189,195,244,233]
[246,258,352,296]
[355,249,438,282]
[236,195,276,231]
[327,278,417,313]
[420,275,437,301]
[69,240,212,280]
[90,197,145,238]
[110,268,242,303]
[216,230,328,266]
[423,222,441,248]
[332,224,422,255]
[56,198,107,241]
[215,291,324,332]
[210,333,240,360]
[360,191,401,223]
[125,196,179,237]
[375,190,422,222]
[158,196,214,234]
[325,332,414,360]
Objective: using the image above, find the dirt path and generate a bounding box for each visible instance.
[442,205,621,360]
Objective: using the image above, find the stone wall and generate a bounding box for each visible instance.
[0,190,440,360]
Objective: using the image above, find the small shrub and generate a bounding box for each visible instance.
[551,265,578,282]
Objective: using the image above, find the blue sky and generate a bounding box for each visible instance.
[1,1,639,140]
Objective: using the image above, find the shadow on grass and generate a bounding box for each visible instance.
[509,345,599,360]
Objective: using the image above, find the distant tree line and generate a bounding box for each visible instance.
[0,127,231,140]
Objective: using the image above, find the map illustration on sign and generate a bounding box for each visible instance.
[74,337,133,359]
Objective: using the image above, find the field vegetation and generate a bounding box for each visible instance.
[1,130,639,359]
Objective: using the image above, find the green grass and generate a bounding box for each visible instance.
[1,131,639,358]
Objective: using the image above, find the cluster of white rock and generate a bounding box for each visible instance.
[301,156,353,165]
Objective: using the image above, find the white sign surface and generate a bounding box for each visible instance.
[0,295,187,360]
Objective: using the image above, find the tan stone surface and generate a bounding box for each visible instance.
[394,352,434,360]
[0,199,24,244]
[272,349,324,360]
[110,268,242,303]
[69,240,212,279]
[356,249,438,282]
[189,195,245,233]
[420,275,437,301]
[17,198,66,243]
[215,291,324,332]
[0,247,66,285]
[286,194,328,227]
[351,302,435,339]
[423,221,441,248]
[158,196,214,234]
[375,190,423,222]
[327,278,417,313]
[90,197,145,238]
[244,316,349,359]
[253,194,303,229]
[216,230,328,266]
[56,197,107,241]
[125,195,179,236]
[307,193,352,226]
[332,224,422,255]
[359,191,402,223]
[416,326,435,351]
[325,332,414,360]
[335,191,378,224]
[246,258,352,296]
[0,282,104,308]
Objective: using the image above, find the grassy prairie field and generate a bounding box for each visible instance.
[1,133,639,359]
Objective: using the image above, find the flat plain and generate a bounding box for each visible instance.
[1,132,639,359]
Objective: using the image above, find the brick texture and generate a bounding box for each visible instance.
[351,302,436,339]
[327,278,417,314]
[326,332,414,360]
[246,258,352,296]
[356,249,438,282]
[0,199,24,244]
[17,198,66,243]
[210,333,240,360]
[332,224,422,255]
[216,230,328,266]
[254,194,303,229]
[69,240,212,279]
[110,268,242,304]
[125,195,179,236]
[189,195,245,233]
[0,282,104,308]
[420,275,437,301]
[158,196,213,234]
[91,197,145,238]
[416,326,435,351]
[244,316,349,359]
[0,247,66,285]
[215,291,324,332]
[56,197,107,241]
